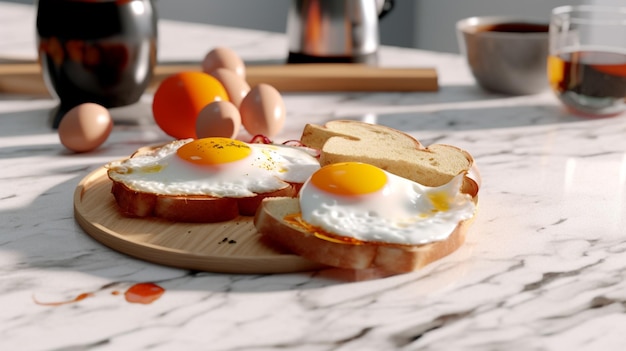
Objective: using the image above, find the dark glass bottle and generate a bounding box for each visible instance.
[36,0,158,127]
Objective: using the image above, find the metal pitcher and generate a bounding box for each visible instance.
[287,0,394,64]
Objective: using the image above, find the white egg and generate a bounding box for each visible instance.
[107,138,320,197]
[299,162,475,245]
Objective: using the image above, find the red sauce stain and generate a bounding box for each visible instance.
[33,292,94,306]
[34,282,165,306]
[124,282,165,304]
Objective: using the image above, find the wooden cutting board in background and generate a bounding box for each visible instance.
[0,62,438,96]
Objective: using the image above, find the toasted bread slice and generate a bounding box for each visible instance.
[111,180,299,223]
[254,197,476,273]
[255,120,479,273]
[301,120,475,190]
[107,140,313,223]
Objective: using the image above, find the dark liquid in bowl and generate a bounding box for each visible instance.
[36,0,157,127]
[475,22,549,33]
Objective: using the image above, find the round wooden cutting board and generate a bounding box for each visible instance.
[73,167,325,274]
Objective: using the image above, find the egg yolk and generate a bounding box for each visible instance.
[310,162,387,196]
[176,137,251,165]
[428,191,451,212]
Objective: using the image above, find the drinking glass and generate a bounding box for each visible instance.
[36,0,158,128]
[547,5,626,117]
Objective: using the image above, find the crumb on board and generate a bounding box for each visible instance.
[218,237,237,245]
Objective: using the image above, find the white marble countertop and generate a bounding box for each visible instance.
[2,2,626,350]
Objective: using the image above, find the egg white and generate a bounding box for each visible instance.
[107,139,320,197]
[299,170,475,245]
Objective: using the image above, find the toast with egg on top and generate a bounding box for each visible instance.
[254,120,479,273]
[106,137,320,223]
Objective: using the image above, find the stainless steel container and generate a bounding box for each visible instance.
[287,0,393,64]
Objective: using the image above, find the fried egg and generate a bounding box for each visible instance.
[298,162,475,245]
[107,137,320,197]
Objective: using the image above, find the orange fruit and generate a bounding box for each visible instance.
[152,71,229,139]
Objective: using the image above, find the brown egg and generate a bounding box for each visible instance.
[58,103,113,153]
[196,100,241,139]
[239,84,285,138]
[201,47,246,79]
[209,68,250,108]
